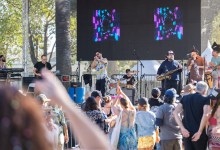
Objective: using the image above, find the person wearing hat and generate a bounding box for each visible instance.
[135,97,159,150]
[173,81,210,150]
[209,42,220,88]
[156,88,182,150]
[157,50,182,96]
[187,48,205,83]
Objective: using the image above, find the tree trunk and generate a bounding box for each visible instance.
[29,28,37,65]
[56,0,72,87]
[43,22,48,56]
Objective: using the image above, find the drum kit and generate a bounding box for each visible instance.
[106,77,136,95]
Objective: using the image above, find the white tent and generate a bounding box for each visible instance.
[201,40,213,63]
[131,60,160,77]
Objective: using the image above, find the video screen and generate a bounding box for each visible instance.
[77,0,201,60]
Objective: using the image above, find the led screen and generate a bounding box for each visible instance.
[77,0,201,60]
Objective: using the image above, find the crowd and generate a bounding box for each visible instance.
[1,70,220,150]
[1,44,220,150]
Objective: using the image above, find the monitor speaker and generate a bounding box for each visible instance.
[122,88,135,105]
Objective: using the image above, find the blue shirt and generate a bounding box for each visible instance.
[157,59,181,80]
[135,111,156,137]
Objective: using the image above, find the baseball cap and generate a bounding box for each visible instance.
[138,97,149,107]
[165,88,178,99]
[91,90,102,98]
[36,94,50,102]
[167,50,175,55]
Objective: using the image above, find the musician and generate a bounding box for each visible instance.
[209,42,220,88]
[157,50,182,95]
[0,55,6,78]
[0,55,6,69]
[122,69,136,88]
[91,51,108,96]
[186,48,205,82]
[33,54,52,79]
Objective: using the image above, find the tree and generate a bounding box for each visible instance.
[55,0,72,75]
[0,0,23,67]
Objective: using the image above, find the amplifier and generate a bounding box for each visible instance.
[122,88,135,105]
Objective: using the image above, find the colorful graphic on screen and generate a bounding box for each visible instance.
[154,7,183,41]
[93,9,120,42]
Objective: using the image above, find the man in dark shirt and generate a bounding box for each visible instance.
[173,81,210,150]
[33,54,52,79]
[157,50,182,95]
[122,69,136,88]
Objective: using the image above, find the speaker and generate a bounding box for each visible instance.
[122,88,135,105]
[22,77,35,90]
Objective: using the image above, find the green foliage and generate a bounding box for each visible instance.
[70,17,77,64]
[211,12,220,44]
[29,0,55,60]
[116,61,137,73]
[0,0,23,66]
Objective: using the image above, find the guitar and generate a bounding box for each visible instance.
[156,68,181,81]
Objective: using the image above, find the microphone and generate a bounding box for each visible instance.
[133,49,136,55]
[186,53,191,56]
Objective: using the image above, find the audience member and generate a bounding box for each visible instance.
[207,89,220,150]
[173,81,210,150]
[35,69,111,149]
[156,89,182,150]
[0,86,53,150]
[84,96,108,133]
[113,86,137,149]
[149,87,163,113]
[135,97,159,150]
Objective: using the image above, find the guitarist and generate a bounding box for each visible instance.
[209,42,220,88]
[122,69,137,88]
[187,48,205,82]
[157,50,182,96]
[33,54,52,79]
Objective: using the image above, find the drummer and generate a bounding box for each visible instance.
[122,69,137,88]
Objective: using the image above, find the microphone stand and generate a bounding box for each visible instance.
[133,50,144,98]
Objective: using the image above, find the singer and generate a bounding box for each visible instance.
[157,50,182,96]
[33,54,52,79]
[186,48,205,83]
[91,51,108,96]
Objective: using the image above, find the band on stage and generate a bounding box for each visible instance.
[1,41,220,96]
